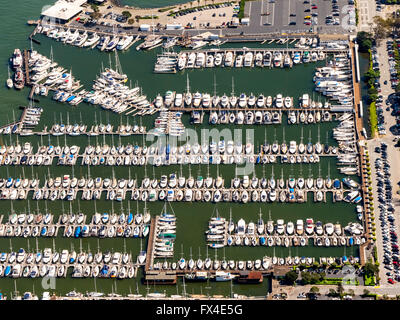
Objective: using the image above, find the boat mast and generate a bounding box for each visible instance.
[213,73,217,98]
[186,73,190,95]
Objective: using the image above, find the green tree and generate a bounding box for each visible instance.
[356,31,373,52]
[301,271,312,285]
[364,261,379,277]
[310,286,320,294]
[122,11,132,18]
[91,4,99,12]
[362,289,370,297]
[328,288,339,297]
[337,283,344,296]
[284,270,298,285]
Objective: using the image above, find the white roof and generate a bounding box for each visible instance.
[42,0,87,21]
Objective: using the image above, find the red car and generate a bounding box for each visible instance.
[388,278,395,284]
[312,5,318,9]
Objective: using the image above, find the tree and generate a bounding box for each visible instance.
[90,12,102,20]
[91,4,99,12]
[300,271,312,285]
[328,288,339,297]
[356,31,373,52]
[284,270,298,285]
[337,283,344,296]
[310,286,320,294]
[362,289,370,297]
[128,18,134,25]
[364,261,379,277]
[122,11,132,18]
[372,16,391,41]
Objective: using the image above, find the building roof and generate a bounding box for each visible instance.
[42,0,87,21]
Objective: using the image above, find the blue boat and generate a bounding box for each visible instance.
[349,238,354,245]
[100,157,105,164]
[209,156,213,163]
[66,95,76,102]
[127,213,133,224]
[166,144,170,154]
[12,125,18,133]
[100,265,109,276]
[40,226,47,236]
[256,155,260,163]
[333,179,341,189]
[82,226,88,236]
[74,226,81,238]
[4,266,11,277]
[342,256,348,262]
[259,237,266,245]
[353,196,362,204]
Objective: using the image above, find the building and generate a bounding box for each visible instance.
[41,0,87,24]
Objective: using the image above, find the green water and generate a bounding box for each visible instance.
[0,0,363,298]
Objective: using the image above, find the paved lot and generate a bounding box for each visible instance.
[366,39,400,287]
[357,0,376,32]
[241,0,354,35]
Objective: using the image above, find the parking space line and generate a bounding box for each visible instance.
[249,1,252,25]
[288,0,291,26]
[271,2,275,26]
[260,0,263,26]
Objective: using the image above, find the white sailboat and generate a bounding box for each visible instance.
[6,65,13,89]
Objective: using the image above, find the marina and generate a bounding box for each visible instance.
[0,0,375,298]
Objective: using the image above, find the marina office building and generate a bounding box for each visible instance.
[41,0,88,24]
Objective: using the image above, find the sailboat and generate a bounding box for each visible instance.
[257,209,264,235]
[6,65,13,89]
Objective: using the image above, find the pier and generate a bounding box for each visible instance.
[0,249,139,279]
[145,217,157,272]
[0,106,38,134]
[22,50,30,86]
[0,213,150,239]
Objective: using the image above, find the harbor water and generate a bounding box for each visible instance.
[0,0,363,297]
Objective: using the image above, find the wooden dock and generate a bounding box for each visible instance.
[145,217,157,272]
[23,49,30,86]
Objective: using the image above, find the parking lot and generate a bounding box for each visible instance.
[240,0,356,34]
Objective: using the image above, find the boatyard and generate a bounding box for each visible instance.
[0,0,388,301]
